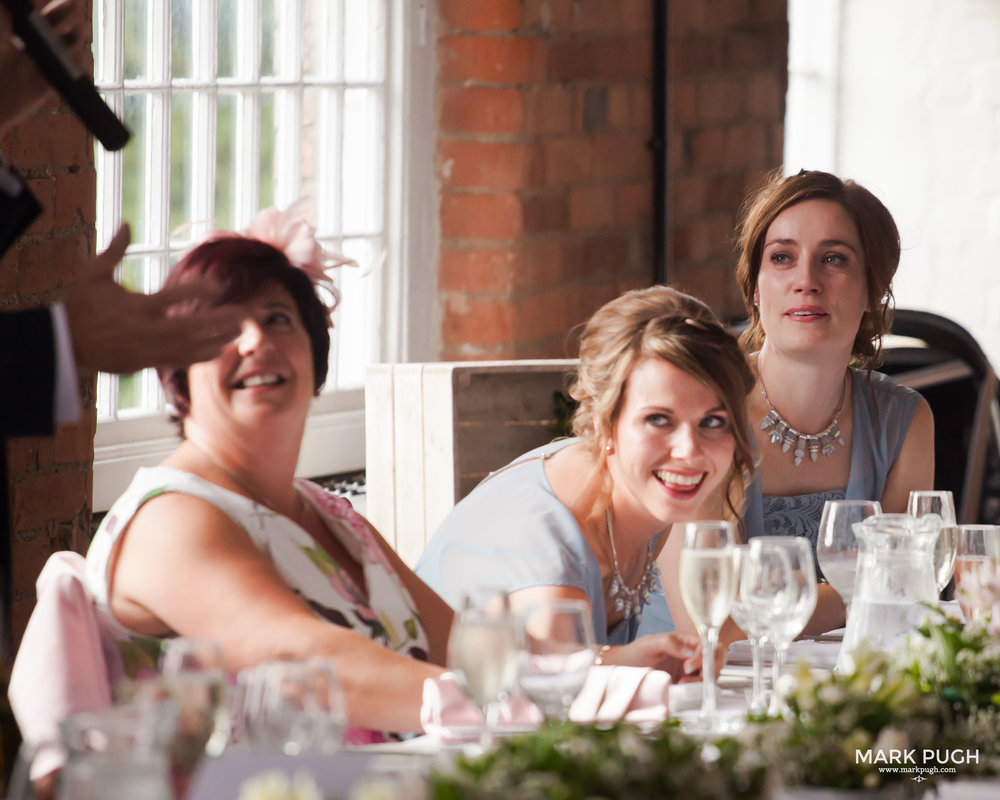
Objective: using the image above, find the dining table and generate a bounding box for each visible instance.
[187,602,1000,800]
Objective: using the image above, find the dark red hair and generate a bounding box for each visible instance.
[159,235,332,426]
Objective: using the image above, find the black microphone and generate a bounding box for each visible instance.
[2,0,130,152]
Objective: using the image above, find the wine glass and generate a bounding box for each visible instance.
[679,520,738,733]
[816,499,881,616]
[517,598,595,722]
[743,536,817,716]
[954,524,1000,622]
[447,588,519,749]
[908,490,959,594]
[728,545,769,716]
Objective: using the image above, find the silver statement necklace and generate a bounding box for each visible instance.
[605,509,657,621]
[759,373,848,466]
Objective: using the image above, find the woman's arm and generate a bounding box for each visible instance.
[880,395,935,513]
[109,494,443,733]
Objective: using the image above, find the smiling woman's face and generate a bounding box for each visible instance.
[756,198,869,358]
[606,356,736,532]
[185,280,315,436]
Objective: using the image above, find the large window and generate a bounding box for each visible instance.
[91,0,436,510]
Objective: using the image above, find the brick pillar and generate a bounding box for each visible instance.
[1,78,97,646]
[436,0,656,360]
[666,0,788,319]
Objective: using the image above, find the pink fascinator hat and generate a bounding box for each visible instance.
[242,198,357,319]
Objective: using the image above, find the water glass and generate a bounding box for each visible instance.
[729,545,769,715]
[954,524,1000,622]
[517,598,595,721]
[816,499,881,615]
[447,589,519,749]
[743,536,817,716]
[907,490,959,594]
[158,638,232,758]
[679,520,738,733]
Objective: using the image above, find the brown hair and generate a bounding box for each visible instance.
[569,285,755,526]
[735,169,900,368]
[159,236,332,429]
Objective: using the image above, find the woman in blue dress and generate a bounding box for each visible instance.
[418,286,756,678]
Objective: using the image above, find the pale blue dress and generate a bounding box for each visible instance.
[637,369,922,636]
[415,439,669,645]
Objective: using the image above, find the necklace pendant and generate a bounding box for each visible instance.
[808,438,820,462]
[781,428,797,452]
[614,596,625,613]
[761,410,779,431]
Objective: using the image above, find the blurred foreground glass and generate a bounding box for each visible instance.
[447,589,519,750]
[237,658,346,754]
[908,490,958,594]
[955,524,1000,622]
[517,598,594,721]
[679,521,737,733]
[58,702,177,800]
[817,499,881,615]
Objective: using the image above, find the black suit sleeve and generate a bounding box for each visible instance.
[0,307,56,437]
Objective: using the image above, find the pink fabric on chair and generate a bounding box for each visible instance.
[8,552,116,780]
[421,665,670,742]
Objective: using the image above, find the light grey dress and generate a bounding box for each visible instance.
[415,439,671,645]
[637,368,922,636]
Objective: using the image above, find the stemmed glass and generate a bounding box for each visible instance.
[954,524,1000,622]
[679,520,738,733]
[817,499,882,617]
[516,598,595,722]
[908,490,959,595]
[743,537,817,716]
[447,588,520,750]
[728,545,769,716]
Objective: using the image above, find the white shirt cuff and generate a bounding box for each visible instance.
[49,303,82,425]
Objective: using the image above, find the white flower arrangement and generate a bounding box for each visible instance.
[237,771,324,800]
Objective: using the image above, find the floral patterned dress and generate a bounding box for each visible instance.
[84,466,430,743]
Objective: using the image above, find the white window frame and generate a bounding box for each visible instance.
[91,0,437,511]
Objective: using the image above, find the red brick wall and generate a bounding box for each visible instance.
[1,68,97,644]
[667,0,788,317]
[437,0,657,360]
[435,0,788,357]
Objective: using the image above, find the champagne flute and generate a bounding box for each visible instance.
[447,589,519,749]
[817,499,881,616]
[728,545,769,716]
[744,537,817,716]
[908,490,959,594]
[517,598,595,721]
[954,524,1000,622]
[679,520,738,733]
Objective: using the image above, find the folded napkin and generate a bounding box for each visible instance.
[727,638,840,670]
[421,666,671,742]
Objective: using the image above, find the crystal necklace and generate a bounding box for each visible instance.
[605,509,657,621]
[759,372,848,467]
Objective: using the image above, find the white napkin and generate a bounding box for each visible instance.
[727,638,840,670]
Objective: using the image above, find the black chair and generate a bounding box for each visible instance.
[881,309,1000,524]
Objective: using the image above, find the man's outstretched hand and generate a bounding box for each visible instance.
[65,224,243,374]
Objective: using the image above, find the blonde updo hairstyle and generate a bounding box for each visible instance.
[569,286,756,527]
[735,169,901,369]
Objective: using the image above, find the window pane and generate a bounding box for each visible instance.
[259,92,276,210]
[123,0,148,80]
[304,0,341,80]
[333,236,379,390]
[170,92,193,235]
[215,93,237,231]
[172,0,193,80]
[261,0,278,77]
[302,87,340,237]
[342,88,383,235]
[218,0,238,78]
[122,94,149,243]
[344,0,385,83]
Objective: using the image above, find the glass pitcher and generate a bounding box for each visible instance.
[58,701,177,800]
[837,513,940,672]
